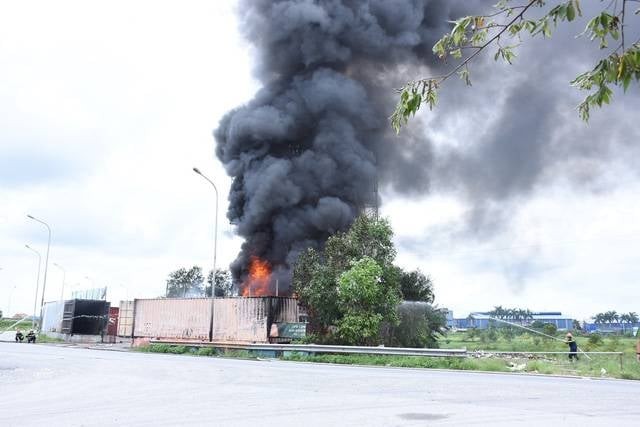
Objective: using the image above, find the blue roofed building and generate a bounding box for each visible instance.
[451,311,574,330]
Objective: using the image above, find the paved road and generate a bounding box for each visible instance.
[1,343,638,426]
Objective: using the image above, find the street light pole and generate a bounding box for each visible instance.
[53,263,66,301]
[27,214,51,329]
[25,244,42,330]
[193,167,219,342]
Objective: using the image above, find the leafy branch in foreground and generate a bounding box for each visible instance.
[391,0,640,132]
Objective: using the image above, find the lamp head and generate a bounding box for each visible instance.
[193,167,201,175]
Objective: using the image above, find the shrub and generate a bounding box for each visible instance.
[588,333,603,346]
[386,302,447,348]
[542,323,558,338]
[196,347,217,357]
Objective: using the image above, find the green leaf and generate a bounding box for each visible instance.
[458,68,472,86]
[566,2,575,21]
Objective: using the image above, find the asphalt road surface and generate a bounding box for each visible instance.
[1,343,638,426]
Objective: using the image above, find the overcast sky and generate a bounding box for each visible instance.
[1,1,638,320]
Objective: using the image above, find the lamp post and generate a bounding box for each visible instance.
[27,214,51,328]
[25,244,42,329]
[53,263,66,301]
[193,167,219,341]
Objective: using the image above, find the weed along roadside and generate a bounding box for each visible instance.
[132,332,640,381]
[135,344,258,360]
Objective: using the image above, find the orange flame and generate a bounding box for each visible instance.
[241,256,272,297]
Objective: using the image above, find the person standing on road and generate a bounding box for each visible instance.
[565,332,579,361]
[636,336,640,363]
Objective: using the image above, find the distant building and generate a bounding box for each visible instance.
[444,309,454,328]
[583,322,640,334]
[451,311,574,330]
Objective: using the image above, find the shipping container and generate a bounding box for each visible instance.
[133,298,211,340]
[61,299,110,335]
[117,300,134,337]
[131,297,299,343]
[41,300,65,333]
[212,298,268,342]
[107,307,119,336]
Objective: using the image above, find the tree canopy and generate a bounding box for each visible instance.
[391,0,640,132]
[206,269,234,297]
[293,214,445,346]
[165,266,205,298]
[293,215,401,340]
[399,270,435,303]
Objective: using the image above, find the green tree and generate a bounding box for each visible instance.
[466,327,479,342]
[502,326,515,342]
[165,266,205,298]
[531,320,546,330]
[336,257,401,345]
[392,0,640,132]
[293,214,409,344]
[488,305,507,319]
[206,269,233,297]
[399,269,434,303]
[293,248,341,334]
[387,302,447,348]
[542,323,558,338]
[293,215,400,333]
[572,319,583,331]
[593,312,606,324]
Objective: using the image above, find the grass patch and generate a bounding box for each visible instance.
[282,353,510,372]
[196,347,217,357]
[0,318,34,332]
[440,331,640,380]
[36,334,65,343]
[135,344,256,360]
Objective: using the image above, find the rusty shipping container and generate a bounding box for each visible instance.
[212,297,298,342]
[133,297,298,343]
[212,298,267,342]
[133,298,211,340]
[107,307,119,336]
[117,300,134,337]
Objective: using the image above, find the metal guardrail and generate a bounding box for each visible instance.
[470,351,623,355]
[149,339,468,357]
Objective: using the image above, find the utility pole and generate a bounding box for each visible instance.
[193,167,219,341]
[27,214,51,330]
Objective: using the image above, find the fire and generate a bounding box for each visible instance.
[241,256,272,297]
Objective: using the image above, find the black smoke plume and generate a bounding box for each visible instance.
[215,0,640,293]
[214,0,484,292]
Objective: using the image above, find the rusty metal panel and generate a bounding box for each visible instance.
[107,307,119,336]
[268,297,299,323]
[212,298,267,342]
[133,298,211,340]
[117,300,134,337]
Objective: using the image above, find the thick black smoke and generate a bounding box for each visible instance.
[214,0,483,291]
[215,0,640,292]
